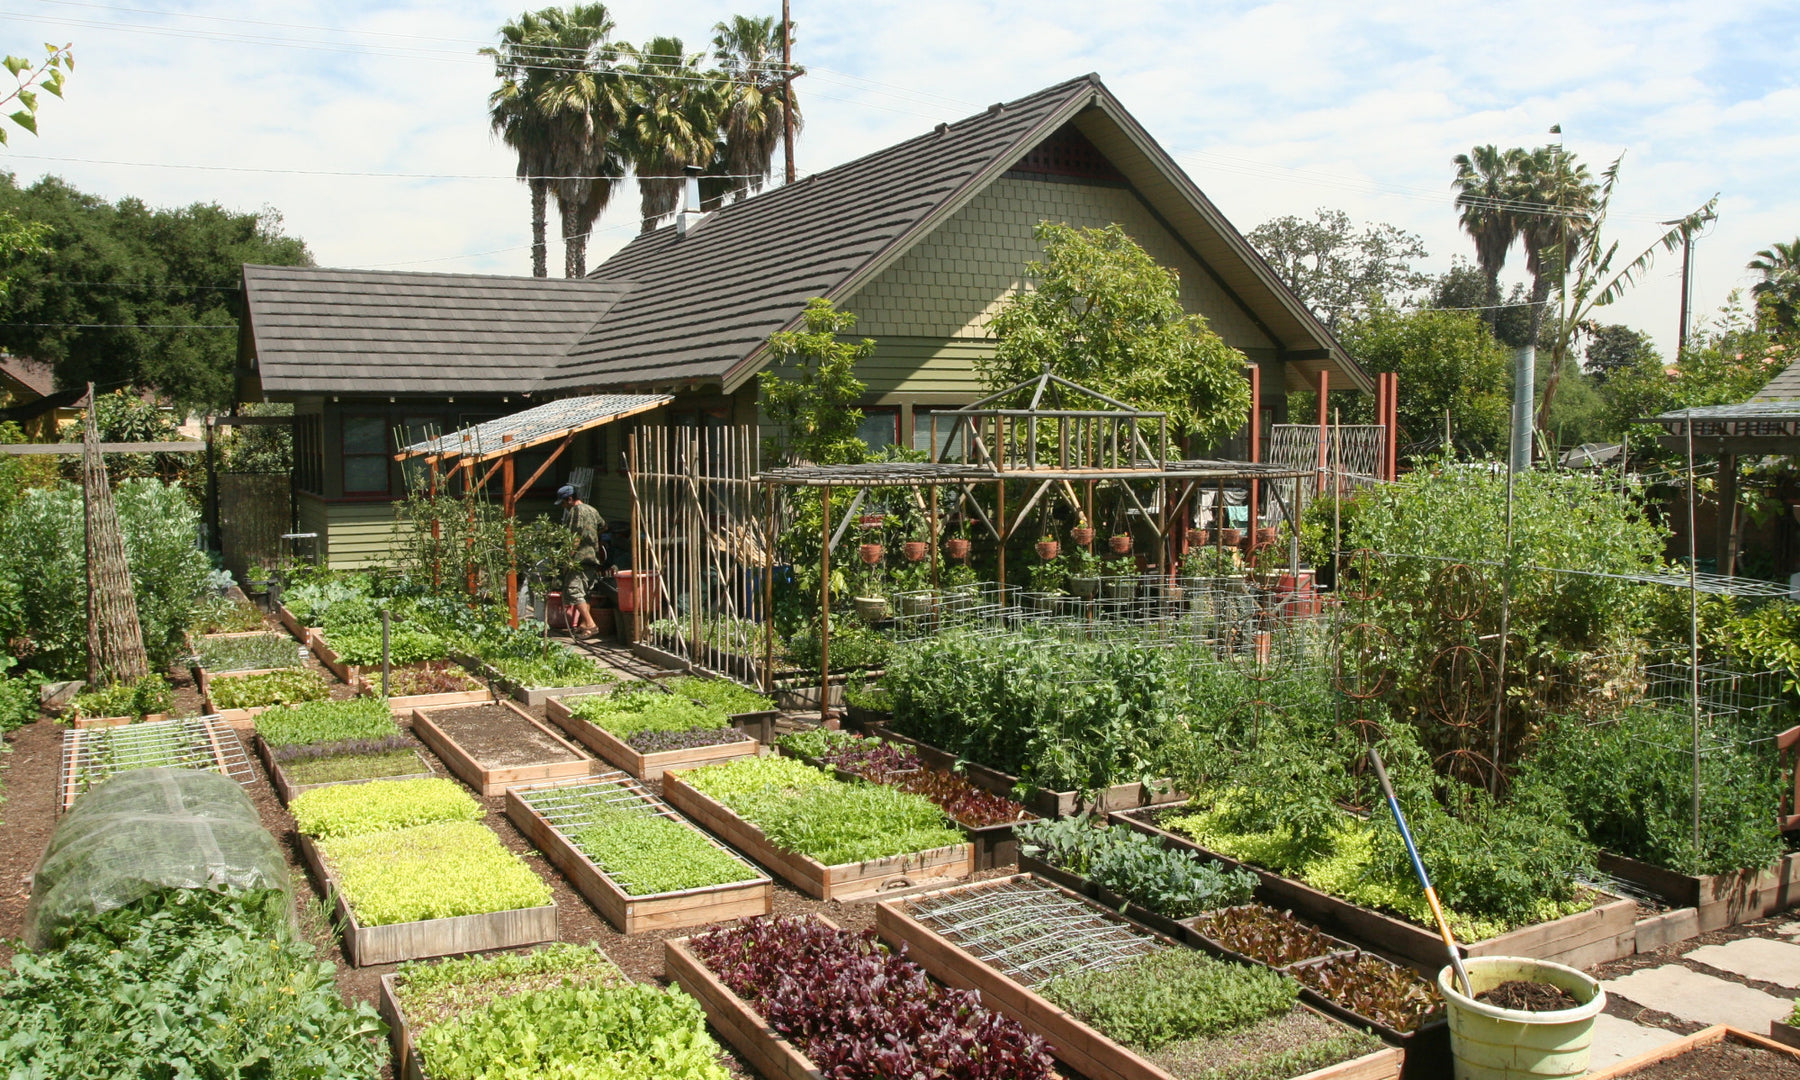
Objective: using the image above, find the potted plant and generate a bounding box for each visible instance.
[858,540,885,565]
[1219,526,1243,548]
[1107,531,1132,555]
[1100,557,1136,600]
[1034,535,1061,560]
[1437,957,1605,1080]
[1069,515,1094,548]
[850,564,890,623]
[1066,548,1101,599]
[902,524,930,563]
[945,519,972,561]
[892,561,938,617]
[1026,557,1065,608]
[1254,524,1279,548]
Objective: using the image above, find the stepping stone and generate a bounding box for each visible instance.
[1777,921,1800,938]
[1603,964,1792,1030]
[1587,1014,1683,1069]
[1687,938,1800,988]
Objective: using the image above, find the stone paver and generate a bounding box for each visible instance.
[1778,920,1800,938]
[1602,964,1792,1031]
[1686,938,1800,989]
[1585,1013,1683,1069]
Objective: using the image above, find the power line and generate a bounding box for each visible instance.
[0,322,236,328]
[4,153,764,182]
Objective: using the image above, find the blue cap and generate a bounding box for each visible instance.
[556,485,577,501]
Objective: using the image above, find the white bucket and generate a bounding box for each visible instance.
[1436,956,1606,1080]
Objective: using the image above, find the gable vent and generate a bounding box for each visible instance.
[1011,123,1125,182]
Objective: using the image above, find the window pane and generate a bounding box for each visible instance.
[857,409,897,452]
[913,411,957,460]
[343,455,389,494]
[343,416,386,455]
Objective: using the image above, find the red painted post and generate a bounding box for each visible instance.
[1316,368,1329,494]
[1248,363,1262,538]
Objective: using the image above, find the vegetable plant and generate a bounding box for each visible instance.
[209,667,332,710]
[1188,904,1341,967]
[894,769,1032,827]
[189,594,265,635]
[566,688,726,738]
[290,776,479,839]
[1018,815,1257,918]
[688,915,1054,1080]
[327,621,448,667]
[321,820,552,925]
[69,674,173,720]
[1039,947,1298,1051]
[381,661,482,696]
[256,697,400,747]
[480,647,612,689]
[665,674,773,714]
[195,632,304,673]
[1288,951,1441,1034]
[565,802,756,895]
[776,727,864,761]
[628,726,751,753]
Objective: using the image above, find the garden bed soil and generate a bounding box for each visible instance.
[255,733,434,804]
[411,701,591,796]
[1599,851,1800,944]
[1582,1024,1800,1080]
[1475,979,1578,1011]
[660,767,975,902]
[543,695,761,781]
[1113,809,1637,973]
[356,664,493,713]
[504,775,772,934]
[296,831,558,967]
[870,723,1186,820]
[874,874,1401,1080]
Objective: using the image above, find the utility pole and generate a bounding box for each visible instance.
[1659,216,1697,358]
[782,0,796,184]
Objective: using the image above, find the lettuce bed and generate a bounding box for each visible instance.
[290,777,479,839]
[256,697,400,747]
[320,820,551,926]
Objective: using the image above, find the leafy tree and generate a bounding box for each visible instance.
[1451,145,1524,322]
[1583,322,1656,383]
[0,173,312,411]
[708,15,799,205]
[1246,208,1430,331]
[1512,144,1596,424]
[0,208,47,302]
[1431,260,1534,349]
[759,297,870,466]
[2,43,72,145]
[983,222,1251,449]
[1336,304,1511,455]
[1748,237,1800,332]
[622,36,723,231]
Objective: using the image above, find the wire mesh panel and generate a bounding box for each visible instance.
[902,876,1161,987]
[60,717,255,809]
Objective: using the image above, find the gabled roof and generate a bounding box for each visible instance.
[243,265,631,397]
[0,353,55,398]
[1753,358,1800,401]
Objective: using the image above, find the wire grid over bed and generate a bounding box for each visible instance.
[509,773,764,895]
[901,877,1162,988]
[60,717,256,807]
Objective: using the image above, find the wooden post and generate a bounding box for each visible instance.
[928,482,940,589]
[996,479,1007,592]
[764,481,776,694]
[1316,369,1329,494]
[1718,454,1739,577]
[463,458,478,601]
[1249,363,1262,538]
[502,434,518,627]
[429,458,442,589]
[819,484,831,726]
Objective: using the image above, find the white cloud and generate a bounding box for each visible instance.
[3,0,1795,363]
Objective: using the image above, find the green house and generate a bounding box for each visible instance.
[238,74,1370,568]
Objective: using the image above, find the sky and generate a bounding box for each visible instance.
[5,0,1798,362]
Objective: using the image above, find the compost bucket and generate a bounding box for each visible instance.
[1436,957,1604,1080]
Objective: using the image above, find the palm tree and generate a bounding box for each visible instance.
[708,15,801,204]
[622,36,724,232]
[1451,145,1524,324]
[485,5,626,278]
[1512,145,1596,430]
[1749,238,1800,331]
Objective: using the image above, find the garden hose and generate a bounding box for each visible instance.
[1366,744,1472,997]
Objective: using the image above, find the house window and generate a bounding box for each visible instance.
[341,415,390,495]
[398,417,440,495]
[295,415,324,494]
[856,408,899,453]
[912,409,962,461]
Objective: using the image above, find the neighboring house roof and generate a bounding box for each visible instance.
[0,353,56,398]
[243,266,631,397]
[244,73,1368,399]
[1752,357,1800,401]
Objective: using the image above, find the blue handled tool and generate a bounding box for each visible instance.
[1367,744,1471,997]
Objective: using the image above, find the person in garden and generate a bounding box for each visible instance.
[557,484,606,638]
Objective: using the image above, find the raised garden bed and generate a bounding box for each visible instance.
[1600,851,1800,947]
[411,700,592,796]
[661,759,974,902]
[665,914,1056,1080]
[379,942,726,1080]
[545,692,760,781]
[202,667,340,726]
[275,601,317,644]
[1772,1018,1800,1051]
[871,722,1185,819]
[1583,1024,1800,1079]
[59,717,257,810]
[70,712,168,729]
[308,631,360,685]
[454,650,620,707]
[255,733,433,804]
[1113,810,1636,973]
[356,660,493,713]
[291,778,557,966]
[659,673,781,743]
[876,874,1400,1080]
[505,774,771,933]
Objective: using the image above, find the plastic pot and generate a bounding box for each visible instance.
[1069,575,1100,599]
[1254,525,1279,548]
[1436,957,1605,1080]
[945,538,971,560]
[853,596,890,623]
[902,541,929,562]
[858,542,885,565]
[1035,540,1061,560]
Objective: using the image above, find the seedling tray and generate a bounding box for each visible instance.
[660,767,975,902]
[410,700,593,796]
[297,832,557,967]
[544,694,761,781]
[505,774,772,934]
[254,733,434,805]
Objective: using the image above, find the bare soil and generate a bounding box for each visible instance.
[426,704,581,768]
[1151,1007,1374,1079]
[1615,1040,1800,1079]
[1476,979,1580,1011]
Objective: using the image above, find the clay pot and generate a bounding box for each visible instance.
[1219,528,1243,547]
[945,538,972,560]
[1108,534,1133,555]
[1255,526,1278,548]
[859,514,885,528]
[902,541,929,562]
[1070,526,1095,547]
[1035,540,1061,560]
[1194,530,1215,547]
[858,542,885,565]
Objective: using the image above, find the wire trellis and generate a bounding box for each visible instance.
[60,717,255,810]
[902,877,1161,987]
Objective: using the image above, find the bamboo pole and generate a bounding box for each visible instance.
[82,384,149,685]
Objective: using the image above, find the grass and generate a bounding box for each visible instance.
[282,749,425,786]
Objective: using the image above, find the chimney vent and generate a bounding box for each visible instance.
[677,165,705,236]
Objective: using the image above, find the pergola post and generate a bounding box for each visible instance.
[1316,369,1329,494]
[819,484,831,726]
[1249,363,1262,537]
[502,434,518,628]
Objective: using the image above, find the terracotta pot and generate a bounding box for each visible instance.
[1108,534,1133,555]
[945,538,971,560]
[1035,540,1061,560]
[1255,526,1278,547]
[1194,530,1214,547]
[858,542,885,565]
[1219,528,1242,547]
[902,541,929,562]
[1070,526,1095,547]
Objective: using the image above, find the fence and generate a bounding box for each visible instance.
[217,473,290,586]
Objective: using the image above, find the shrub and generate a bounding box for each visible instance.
[322,820,551,925]
[209,668,333,710]
[290,777,480,839]
[256,697,400,747]
[1039,947,1297,1051]
[69,674,174,720]
[189,594,264,635]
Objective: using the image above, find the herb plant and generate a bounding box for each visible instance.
[566,689,726,738]
[689,915,1055,1080]
[776,727,864,761]
[195,632,304,673]
[569,805,757,895]
[627,726,751,753]
[209,667,333,710]
[1039,947,1297,1051]
[289,776,480,839]
[256,697,400,747]
[321,820,552,925]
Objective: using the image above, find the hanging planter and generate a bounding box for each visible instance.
[858,542,885,565]
[853,596,890,623]
[1035,540,1061,560]
[902,541,929,562]
[858,513,885,529]
[1194,530,1215,547]
[1068,575,1100,599]
[1107,533,1132,555]
[1219,527,1242,548]
[1254,526,1278,548]
[945,538,972,560]
[1069,526,1094,547]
